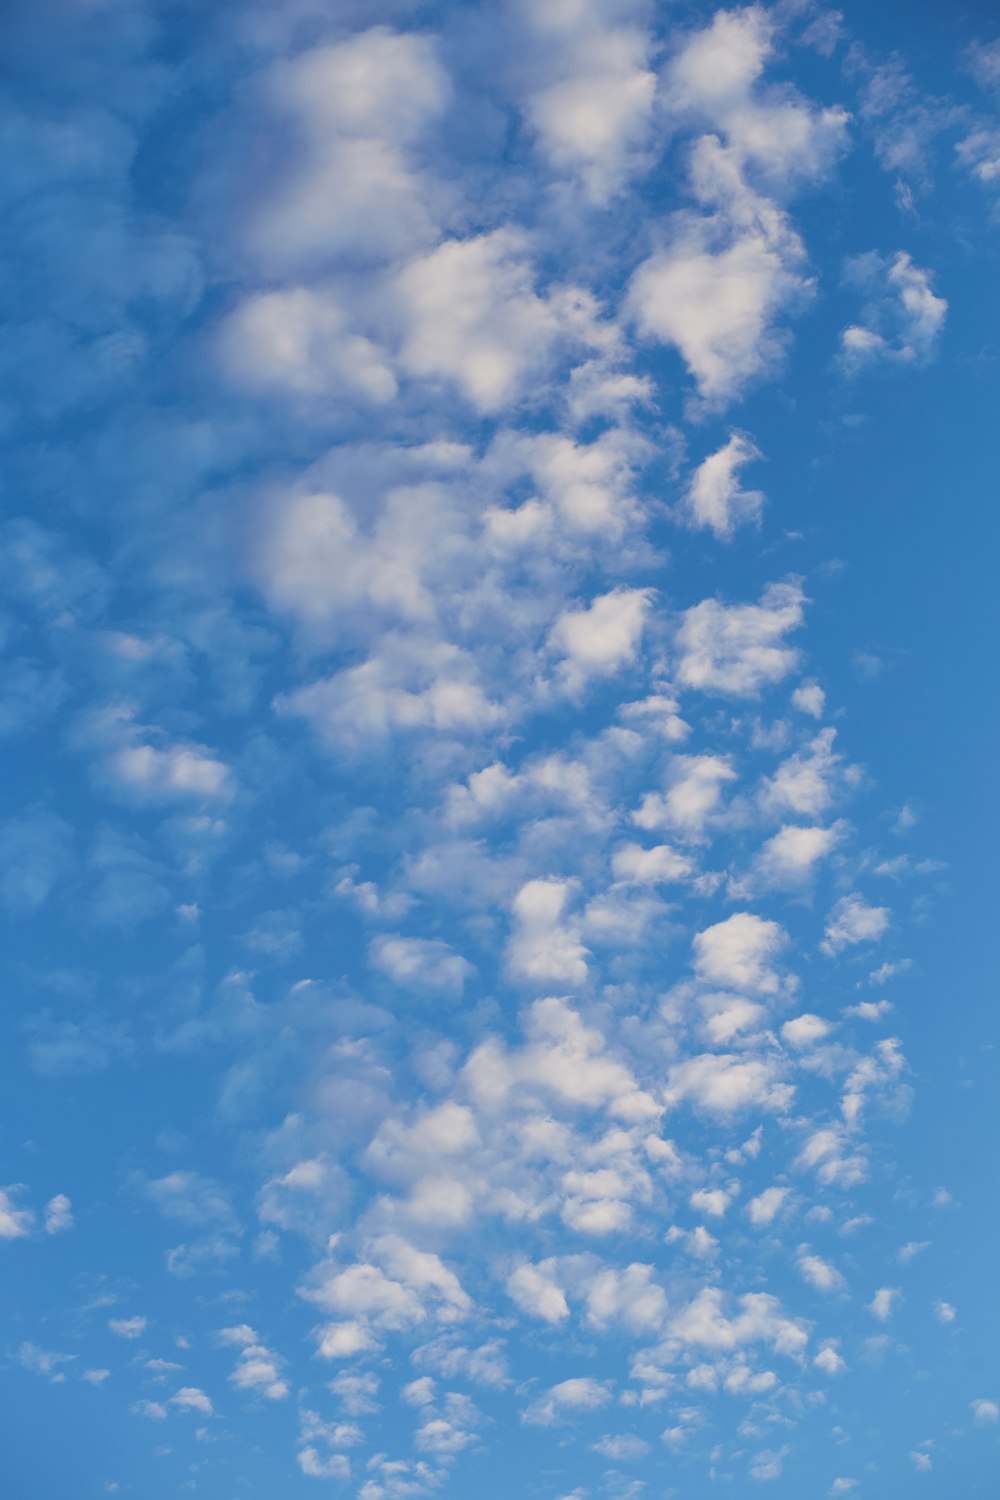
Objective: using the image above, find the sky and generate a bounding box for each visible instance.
[1,1,999,1497]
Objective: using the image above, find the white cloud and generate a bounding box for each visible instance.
[305,1235,471,1346]
[611,841,694,885]
[796,1127,867,1188]
[781,1014,831,1049]
[507,1260,570,1325]
[282,641,502,752]
[972,1398,999,1425]
[868,1287,899,1321]
[523,1376,612,1426]
[44,1194,74,1235]
[690,1186,732,1218]
[218,288,396,404]
[518,0,656,202]
[745,823,842,892]
[666,1053,794,1117]
[171,1387,214,1416]
[675,581,805,696]
[661,6,848,187]
[464,997,644,1118]
[822,894,890,955]
[750,1447,788,1481]
[507,879,588,986]
[592,1433,649,1460]
[934,1301,956,1324]
[395,230,607,411]
[585,1262,668,1334]
[845,999,893,1022]
[370,936,472,995]
[667,1287,807,1357]
[814,1340,846,1375]
[222,1327,289,1401]
[792,681,825,718]
[797,1249,846,1293]
[249,28,450,271]
[761,728,846,819]
[628,135,811,404]
[109,1316,147,1340]
[550,587,652,688]
[0,1186,34,1240]
[746,1187,790,1227]
[841,252,947,370]
[633,754,736,841]
[298,1448,350,1479]
[133,1400,168,1420]
[682,432,764,538]
[693,912,788,995]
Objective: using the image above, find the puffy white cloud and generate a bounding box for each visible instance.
[628,133,812,404]
[868,1287,900,1322]
[666,1053,794,1117]
[507,1259,570,1325]
[934,1301,956,1324]
[690,1186,732,1218]
[108,724,231,802]
[298,1448,351,1479]
[109,1316,147,1340]
[795,1126,867,1188]
[248,28,450,271]
[746,1186,790,1227]
[171,1386,214,1416]
[305,1235,471,1343]
[814,1340,846,1375]
[957,128,1000,194]
[43,1194,73,1235]
[682,432,764,538]
[489,426,645,540]
[744,823,842,892]
[761,729,847,819]
[395,230,608,411]
[750,1447,788,1481]
[781,1014,831,1049]
[661,6,848,187]
[228,1338,289,1402]
[792,681,826,718]
[523,1376,612,1426]
[822,894,890,955]
[585,1262,668,1334]
[675,581,805,696]
[218,288,396,404]
[282,640,502,752]
[550,587,653,688]
[841,252,947,371]
[0,1187,34,1240]
[972,1398,999,1425]
[592,1433,650,1460]
[611,842,695,885]
[517,0,656,202]
[370,936,473,995]
[633,753,736,841]
[629,216,805,403]
[797,1249,846,1294]
[465,997,643,1117]
[507,879,589,985]
[693,912,787,995]
[668,1287,807,1357]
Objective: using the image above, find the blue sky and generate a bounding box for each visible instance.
[1,2,999,1497]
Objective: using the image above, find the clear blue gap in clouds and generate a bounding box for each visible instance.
[0,2,998,1498]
